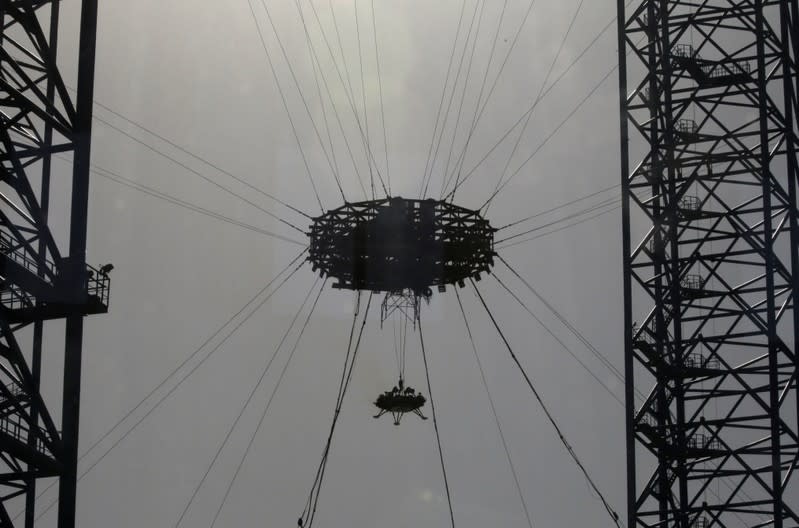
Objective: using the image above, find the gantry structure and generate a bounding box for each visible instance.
[0,1,105,527]
[618,1,799,527]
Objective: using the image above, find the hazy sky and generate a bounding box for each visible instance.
[30,1,631,526]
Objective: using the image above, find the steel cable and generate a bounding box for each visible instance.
[87,97,310,220]
[173,277,324,527]
[31,253,310,522]
[419,319,456,528]
[480,0,586,212]
[455,289,535,528]
[247,0,325,213]
[209,279,329,527]
[300,293,373,528]
[470,279,622,528]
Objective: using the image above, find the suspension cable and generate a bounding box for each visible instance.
[497,255,627,384]
[441,0,510,199]
[87,97,311,220]
[469,279,622,527]
[209,279,330,527]
[422,0,482,199]
[247,0,325,213]
[302,0,390,198]
[174,277,325,527]
[440,0,539,197]
[31,253,310,522]
[300,292,373,528]
[496,184,618,231]
[480,0,586,212]
[293,0,370,200]
[418,319,456,528]
[495,195,620,245]
[475,65,617,209]
[293,0,346,203]
[87,161,306,246]
[259,0,353,205]
[353,0,374,199]
[418,0,468,199]
[439,0,487,199]
[490,272,624,406]
[92,116,308,234]
[497,201,622,250]
[442,5,634,203]
[401,313,408,381]
[454,289,534,528]
[370,0,390,195]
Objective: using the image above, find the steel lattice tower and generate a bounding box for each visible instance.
[0,1,105,527]
[618,1,799,527]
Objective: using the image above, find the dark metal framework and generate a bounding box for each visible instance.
[308,197,495,294]
[0,1,104,527]
[618,1,799,527]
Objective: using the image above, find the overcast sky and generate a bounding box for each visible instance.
[31,1,632,526]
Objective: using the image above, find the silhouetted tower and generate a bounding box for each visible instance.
[0,2,106,527]
[618,1,799,527]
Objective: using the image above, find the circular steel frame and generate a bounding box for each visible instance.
[308,197,495,294]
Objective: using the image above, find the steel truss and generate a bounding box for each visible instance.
[618,1,799,527]
[308,197,495,293]
[0,1,103,527]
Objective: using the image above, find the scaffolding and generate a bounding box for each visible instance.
[619,1,799,527]
[0,2,105,527]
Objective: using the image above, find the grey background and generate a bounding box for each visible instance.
[37,0,628,526]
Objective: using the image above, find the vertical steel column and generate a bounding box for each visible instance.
[57,1,98,527]
[616,1,637,526]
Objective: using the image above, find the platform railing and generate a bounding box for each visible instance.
[0,230,57,278]
[0,412,49,452]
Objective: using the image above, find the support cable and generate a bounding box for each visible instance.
[257,0,349,206]
[418,319,456,528]
[417,0,468,199]
[495,195,620,245]
[442,6,635,203]
[292,0,370,200]
[370,0,390,195]
[490,272,624,406]
[454,289,534,528]
[440,0,539,196]
[353,0,374,199]
[209,279,330,527]
[497,201,621,249]
[494,261,761,517]
[441,0,510,200]
[308,295,371,528]
[328,0,359,120]
[294,0,347,203]
[470,279,621,527]
[497,254,627,386]
[439,0,487,199]
[173,277,325,528]
[302,0,390,198]
[87,97,311,220]
[474,64,617,208]
[299,293,372,528]
[480,0,586,212]
[401,313,408,381]
[92,117,308,234]
[393,316,400,380]
[421,0,482,199]
[246,0,325,213]
[496,184,618,231]
[31,254,310,522]
[86,160,305,246]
